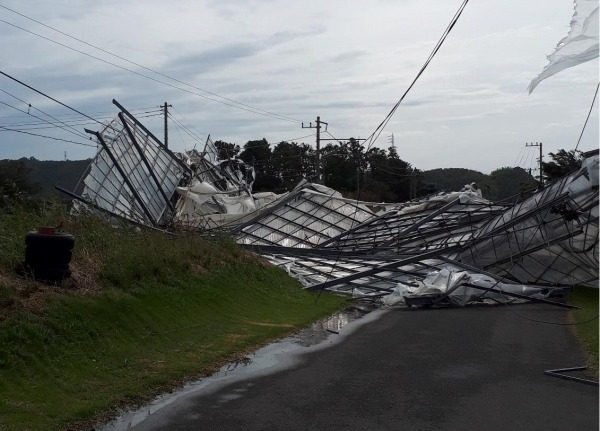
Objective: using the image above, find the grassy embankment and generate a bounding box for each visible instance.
[0,204,346,431]
[568,287,599,377]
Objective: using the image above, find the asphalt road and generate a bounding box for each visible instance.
[131,304,598,431]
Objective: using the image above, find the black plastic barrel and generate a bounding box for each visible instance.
[24,228,75,283]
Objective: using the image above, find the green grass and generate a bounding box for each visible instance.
[568,287,599,377]
[0,204,346,430]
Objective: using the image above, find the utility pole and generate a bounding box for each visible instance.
[302,116,368,184]
[388,133,395,149]
[525,141,543,186]
[162,102,172,148]
[302,116,328,182]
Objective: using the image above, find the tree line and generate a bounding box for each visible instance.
[216,138,423,202]
[0,146,584,207]
[214,138,573,202]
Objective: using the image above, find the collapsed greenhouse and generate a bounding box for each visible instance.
[58,100,599,307]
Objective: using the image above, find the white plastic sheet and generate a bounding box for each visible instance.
[528,0,599,93]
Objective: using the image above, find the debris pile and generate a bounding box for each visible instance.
[63,102,599,306]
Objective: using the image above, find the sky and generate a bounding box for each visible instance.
[0,0,597,173]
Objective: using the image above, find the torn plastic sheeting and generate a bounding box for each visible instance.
[381,268,556,307]
[214,195,257,214]
[395,186,487,216]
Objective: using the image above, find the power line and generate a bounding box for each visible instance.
[574,82,599,151]
[0,70,111,128]
[0,126,96,147]
[0,87,90,139]
[0,18,297,123]
[364,0,470,152]
[0,5,301,124]
[0,113,162,132]
[0,71,144,152]
[276,133,316,143]
[0,106,162,123]
[166,112,206,148]
[0,98,90,140]
[169,107,208,140]
[0,109,162,129]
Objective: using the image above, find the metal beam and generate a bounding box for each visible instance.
[85,128,157,225]
[112,99,192,175]
[308,247,460,291]
[54,186,173,235]
[118,112,174,213]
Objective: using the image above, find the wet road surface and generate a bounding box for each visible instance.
[115,304,598,431]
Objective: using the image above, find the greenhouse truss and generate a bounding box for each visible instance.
[61,102,599,306]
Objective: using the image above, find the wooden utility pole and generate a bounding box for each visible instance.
[162,102,172,148]
[525,141,543,186]
[302,116,328,182]
[302,116,368,184]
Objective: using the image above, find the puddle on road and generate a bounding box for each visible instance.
[98,304,386,431]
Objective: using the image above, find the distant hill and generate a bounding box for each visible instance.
[483,166,538,201]
[10,158,91,199]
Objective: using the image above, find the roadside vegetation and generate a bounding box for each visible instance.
[0,203,346,430]
[568,287,599,376]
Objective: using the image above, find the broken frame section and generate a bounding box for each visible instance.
[60,105,599,306]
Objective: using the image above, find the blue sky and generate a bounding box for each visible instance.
[0,0,597,173]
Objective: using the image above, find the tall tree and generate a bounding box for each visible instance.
[363,146,413,201]
[542,149,582,182]
[321,141,359,192]
[272,141,315,191]
[239,139,279,191]
[213,140,240,159]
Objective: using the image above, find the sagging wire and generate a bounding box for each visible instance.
[0,90,90,140]
[363,0,470,152]
[0,8,300,124]
[0,126,96,147]
[574,82,599,151]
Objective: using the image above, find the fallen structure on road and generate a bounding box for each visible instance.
[60,102,599,307]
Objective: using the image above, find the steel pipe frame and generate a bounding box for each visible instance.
[108,132,166,221]
[85,128,157,225]
[241,196,350,245]
[273,257,394,294]
[119,112,175,213]
[321,201,504,253]
[113,99,192,176]
[235,187,373,245]
[55,186,173,236]
[308,247,460,291]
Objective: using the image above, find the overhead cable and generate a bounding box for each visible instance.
[0,107,161,126]
[0,125,96,147]
[0,98,90,140]
[364,0,470,151]
[574,82,599,151]
[0,5,300,124]
[0,87,90,139]
[166,113,205,148]
[0,70,115,129]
